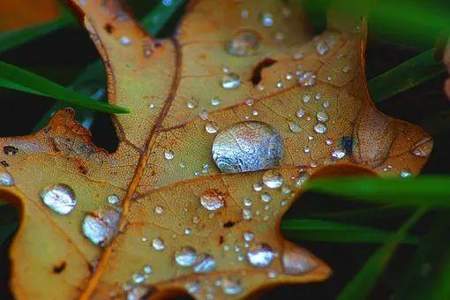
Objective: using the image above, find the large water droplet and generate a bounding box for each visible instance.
[0,171,14,186]
[221,73,241,89]
[222,278,243,295]
[193,254,216,273]
[282,246,317,275]
[40,184,77,215]
[262,170,283,188]
[226,30,260,56]
[212,121,283,173]
[200,189,225,211]
[175,246,197,267]
[82,208,120,247]
[247,243,276,268]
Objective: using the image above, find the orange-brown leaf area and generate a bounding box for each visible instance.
[0,0,432,299]
[0,0,59,31]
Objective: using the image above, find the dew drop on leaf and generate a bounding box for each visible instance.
[193,254,216,273]
[82,208,120,247]
[226,30,260,56]
[221,73,241,89]
[313,123,327,134]
[212,121,283,173]
[246,243,276,268]
[262,170,283,189]
[200,189,225,211]
[175,246,198,267]
[107,194,120,205]
[260,12,274,27]
[40,184,77,215]
[222,277,243,295]
[0,171,14,186]
[152,238,165,251]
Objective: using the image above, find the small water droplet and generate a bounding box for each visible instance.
[152,238,165,251]
[221,73,241,89]
[143,264,153,274]
[164,150,175,160]
[210,97,222,106]
[186,99,198,109]
[107,194,120,205]
[127,286,150,300]
[185,281,201,294]
[199,109,209,120]
[175,246,197,267]
[82,208,120,247]
[242,208,252,220]
[40,184,77,215]
[400,169,413,178]
[212,121,283,173]
[243,197,253,207]
[286,72,293,80]
[200,189,225,211]
[154,206,164,215]
[253,182,263,192]
[226,30,260,56]
[288,122,302,133]
[260,192,272,203]
[241,9,249,19]
[193,254,216,273]
[316,41,329,55]
[184,228,192,235]
[316,111,329,122]
[411,138,433,157]
[276,80,284,89]
[298,71,316,87]
[260,12,274,27]
[119,36,131,46]
[247,243,276,268]
[0,171,14,186]
[296,109,305,118]
[222,278,243,295]
[323,100,330,108]
[205,122,219,134]
[303,95,311,103]
[314,123,327,134]
[243,231,255,242]
[294,171,310,187]
[262,170,283,189]
[331,149,346,160]
[280,199,288,206]
[132,272,146,284]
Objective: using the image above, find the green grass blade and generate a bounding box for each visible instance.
[282,219,418,244]
[141,0,185,35]
[369,49,446,103]
[0,17,73,54]
[337,207,427,300]
[0,61,128,114]
[306,176,450,207]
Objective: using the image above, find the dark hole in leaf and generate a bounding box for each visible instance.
[251,58,277,86]
[223,221,235,228]
[52,261,66,274]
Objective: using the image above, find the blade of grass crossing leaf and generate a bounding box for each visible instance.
[306,176,450,207]
[369,49,446,103]
[281,219,418,244]
[337,207,427,300]
[0,61,128,114]
[34,1,186,131]
[0,17,73,54]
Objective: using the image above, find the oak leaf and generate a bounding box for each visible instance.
[0,0,432,299]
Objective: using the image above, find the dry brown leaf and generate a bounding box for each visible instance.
[0,0,59,31]
[0,0,433,299]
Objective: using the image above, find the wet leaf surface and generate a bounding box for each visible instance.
[0,0,432,299]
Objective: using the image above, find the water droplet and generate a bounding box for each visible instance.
[185,281,201,294]
[0,171,14,186]
[303,95,311,103]
[107,194,120,205]
[303,147,310,153]
[164,150,175,160]
[222,278,243,295]
[200,189,225,211]
[276,80,284,89]
[199,109,209,120]
[119,36,131,46]
[193,254,216,273]
[221,73,241,89]
[143,264,153,274]
[132,272,146,284]
[253,182,263,192]
[411,138,433,157]
[323,100,330,108]
[294,171,310,187]
[210,97,222,106]
[82,208,120,247]
[293,51,304,60]
[282,247,317,275]
[296,109,305,118]
[326,138,334,145]
[298,71,316,87]
[260,192,272,203]
[316,111,329,122]
[242,208,252,220]
[127,286,150,300]
[243,231,255,242]
[226,30,260,56]
[288,122,302,133]
[175,246,197,267]
[315,41,329,55]
[186,99,198,109]
[40,184,77,215]
[342,66,351,73]
[184,228,192,235]
[245,98,254,106]
[262,170,283,189]
[205,122,219,134]
[260,12,274,27]
[314,123,327,134]
[212,121,283,173]
[331,149,346,160]
[241,9,249,19]
[152,238,165,251]
[286,72,293,80]
[154,206,164,215]
[243,197,253,207]
[400,169,413,178]
[267,270,278,278]
[247,243,276,268]
[280,199,288,206]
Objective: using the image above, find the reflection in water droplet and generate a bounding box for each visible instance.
[175,246,197,267]
[212,121,283,173]
[314,123,327,134]
[82,208,120,247]
[222,277,243,295]
[152,238,165,251]
[164,150,175,160]
[0,171,14,186]
[200,189,225,211]
[226,30,260,56]
[247,243,276,268]
[262,170,283,189]
[40,184,77,215]
[221,73,241,89]
[260,12,274,27]
[193,254,216,273]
